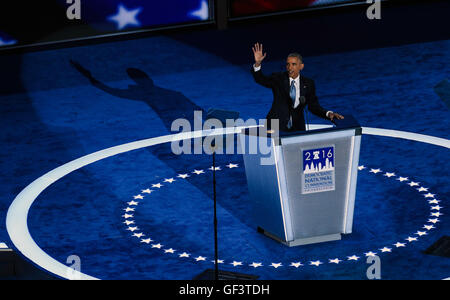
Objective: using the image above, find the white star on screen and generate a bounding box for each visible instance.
[189,0,209,20]
[230,261,243,267]
[108,4,142,30]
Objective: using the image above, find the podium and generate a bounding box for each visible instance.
[239,115,362,246]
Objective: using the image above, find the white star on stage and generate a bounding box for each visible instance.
[133,232,144,238]
[408,181,420,187]
[127,200,138,206]
[384,172,396,177]
[424,193,435,198]
[177,173,190,179]
[417,187,429,192]
[328,258,342,264]
[108,4,142,30]
[270,263,283,268]
[309,260,323,266]
[123,220,134,225]
[379,247,392,253]
[152,183,163,188]
[152,243,163,249]
[134,194,144,199]
[127,226,138,232]
[394,242,405,247]
[164,178,176,183]
[397,177,409,182]
[230,261,242,267]
[431,205,443,211]
[290,262,303,268]
[428,218,440,224]
[249,262,263,268]
[141,238,153,244]
[123,207,135,212]
[122,213,133,219]
[347,255,359,261]
[164,248,176,254]
[369,168,382,174]
[141,189,153,194]
[364,251,377,257]
[189,0,209,20]
[415,231,427,236]
[405,237,418,242]
[423,225,435,230]
[430,212,443,217]
[195,256,206,261]
[226,163,239,169]
[208,166,221,171]
[192,169,204,175]
[428,199,440,204]
[179,252,190,258]
[211,259,224,264]
[358,165,366,170]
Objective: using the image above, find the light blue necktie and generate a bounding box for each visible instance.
[290,80,296,106]
[287,80,296,129]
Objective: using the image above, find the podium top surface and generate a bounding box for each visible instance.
[241,114,361,139]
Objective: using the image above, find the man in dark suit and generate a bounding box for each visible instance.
[251,43,343,132]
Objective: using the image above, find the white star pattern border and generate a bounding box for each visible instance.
[123,163,443,270]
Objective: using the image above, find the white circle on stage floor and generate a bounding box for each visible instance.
[6,125,450,280]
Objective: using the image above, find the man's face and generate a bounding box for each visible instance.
[286,56,304,79]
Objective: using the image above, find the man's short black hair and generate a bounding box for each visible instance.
[287,52,303,63]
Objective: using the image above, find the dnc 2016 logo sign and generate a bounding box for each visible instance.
[302,146,335,194]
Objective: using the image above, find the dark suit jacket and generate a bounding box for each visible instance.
[251,68,330,131]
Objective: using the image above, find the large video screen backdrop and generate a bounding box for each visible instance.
[230,0,366,17]
[0,0,211,48]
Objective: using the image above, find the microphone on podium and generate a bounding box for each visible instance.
[300,96,309,131]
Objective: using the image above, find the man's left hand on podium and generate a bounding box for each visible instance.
[328,112,344,121]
